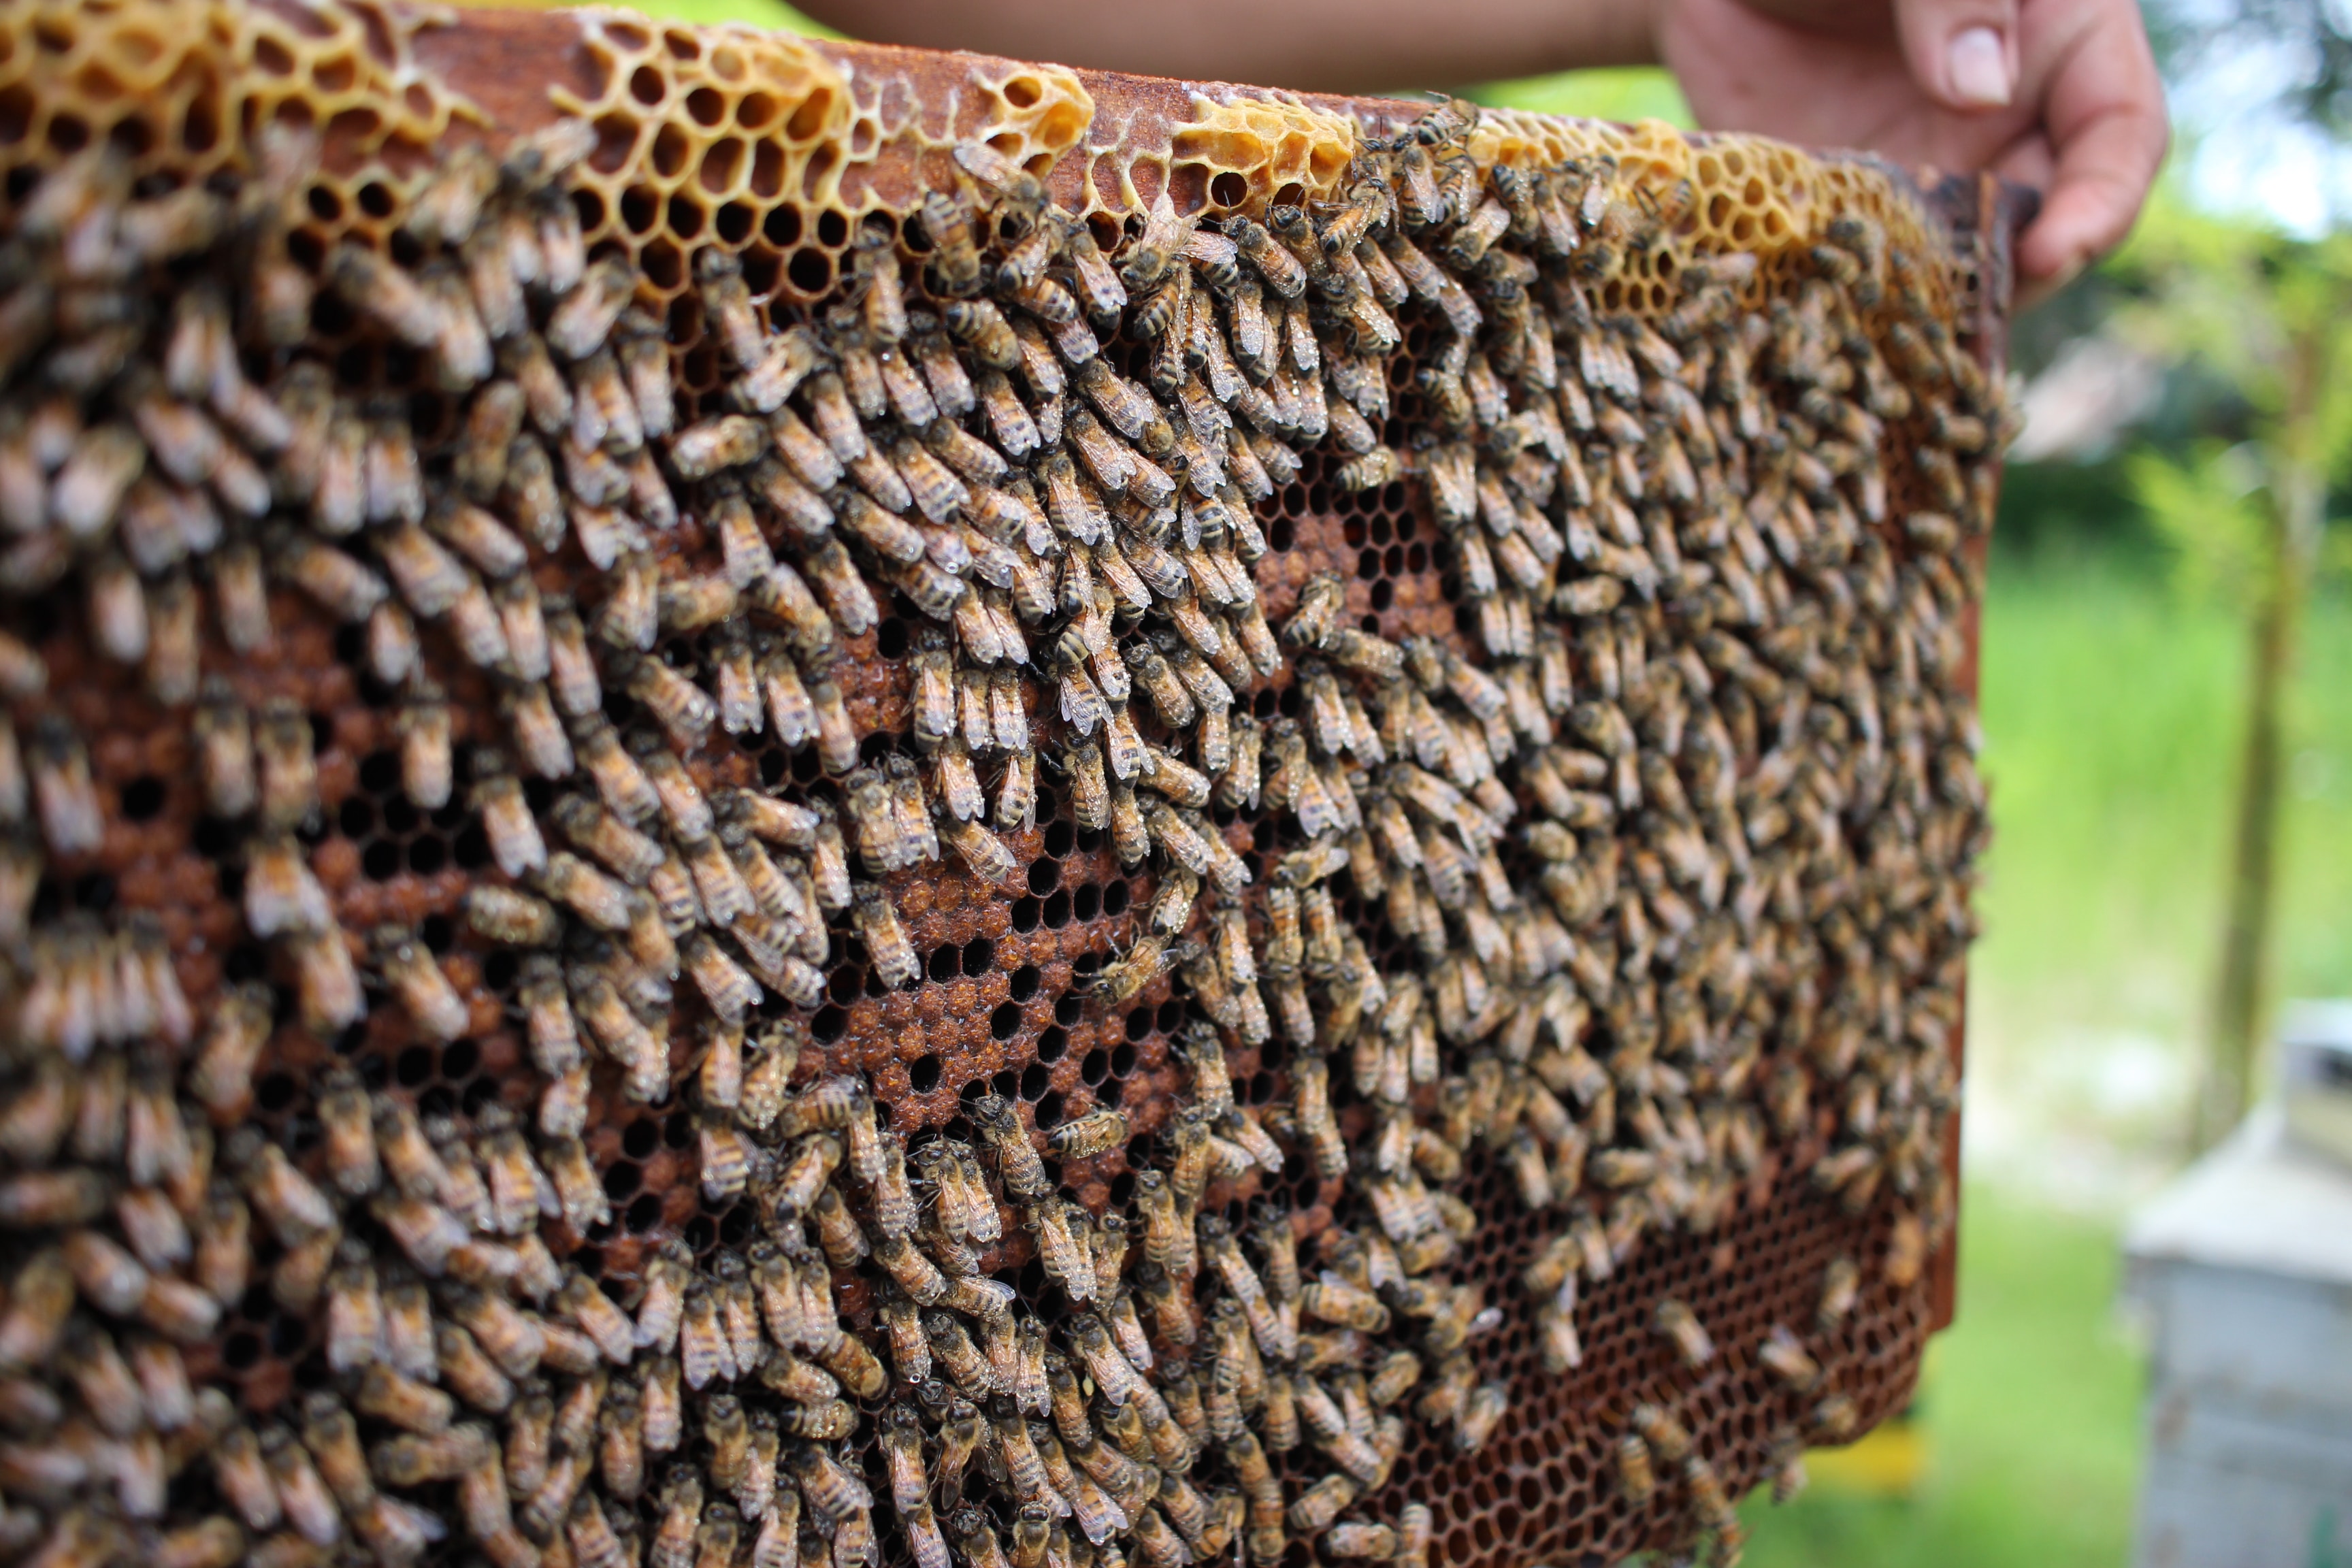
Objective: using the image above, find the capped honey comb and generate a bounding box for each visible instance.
[0,5,2017,1568]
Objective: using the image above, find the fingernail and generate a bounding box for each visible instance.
[1946,26,2012,108]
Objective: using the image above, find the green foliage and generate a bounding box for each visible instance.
[589,0,839,35]
[1468,68,1691,127]
[2127,439,2273,610]
[2109,197,2352,474]
[1985,456,2157,558]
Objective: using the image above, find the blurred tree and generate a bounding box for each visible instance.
[2112,211,2352,1144]
[2152,0,2352,140]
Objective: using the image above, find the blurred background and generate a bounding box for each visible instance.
[491,0,2352,1556]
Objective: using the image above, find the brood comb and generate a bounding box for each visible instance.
[0,6,2019,1568]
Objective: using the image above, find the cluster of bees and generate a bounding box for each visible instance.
[0,46,1999,1568]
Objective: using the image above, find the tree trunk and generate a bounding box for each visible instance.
[2200,527,2296,1146]
[2198,330,2328,1151]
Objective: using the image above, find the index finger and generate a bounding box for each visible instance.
[2015,0,2168,282]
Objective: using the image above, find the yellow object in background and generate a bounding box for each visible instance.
[1808,1403,1930,1498]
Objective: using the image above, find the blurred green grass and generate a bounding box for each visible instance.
[1963,536,2352,1192]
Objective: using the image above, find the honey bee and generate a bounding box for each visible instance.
[356,1356,466,1449]
[1059,1313,1155,1420]
[679,930,759,1026]
[532,247,633,359]
[516,1133,598,1238]
[806,1300,885,1386]
[1031,1108,1127,1166]
[1092,1390,1158,1475]
[76,550,150,673]
[758,1134,841,1229]
[1211,214,1303,304]
[791,1444,874,1526]
[0,1245,76,1382]
[1652,1297,1716,1369]
[791,1183,864,1273]
[557,1490,638,1568]
[677,1500,744,1568]
[127,566,195,700]
[227,702,314,840]
[1290,1057,1347,1181]
[1203,1218,1296,1364]
[1271,1468,1360,1539]
[1587,1419,1655,1513]
[669,412,768,483]
[840,881,914,990]
[855,1288,926,1382]
[1817,1256,1860,1328]
[255,1422,342,1546]
[206,1422,289,1534]
[61,1320,145,1441]
[907,187,983,296]
[790,357,877,467]
[1022,1196,1094,1304]
[644,1469,703,1568]
[314,233,443,350]
[1176,1024,1241,1121]
[180,981,277,1120]
[838,764,913,875]
[1077,934,1181,1009]
[956,1144,1011,1247]
[680,1279,744,1392]
[695,1394,758,1503]
[929,813,1013,887]
[1301,1271,1388,1335]
[953,1097,1043,1210]
[1318,440,1399,494]
[564,719,664,830]
[1312,1519,1400,1565]
[747,1497,801,1568]
[297,1067,381,1205]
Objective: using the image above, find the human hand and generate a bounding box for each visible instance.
[1654,0,2168,293]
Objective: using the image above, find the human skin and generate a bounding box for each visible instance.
[792,0,2167,295]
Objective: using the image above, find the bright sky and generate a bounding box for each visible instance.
[2164,0,2352,232]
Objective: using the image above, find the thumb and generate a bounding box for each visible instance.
[1891,0,2021,110]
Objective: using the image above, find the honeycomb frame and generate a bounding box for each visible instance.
[0,6,2019,1568]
